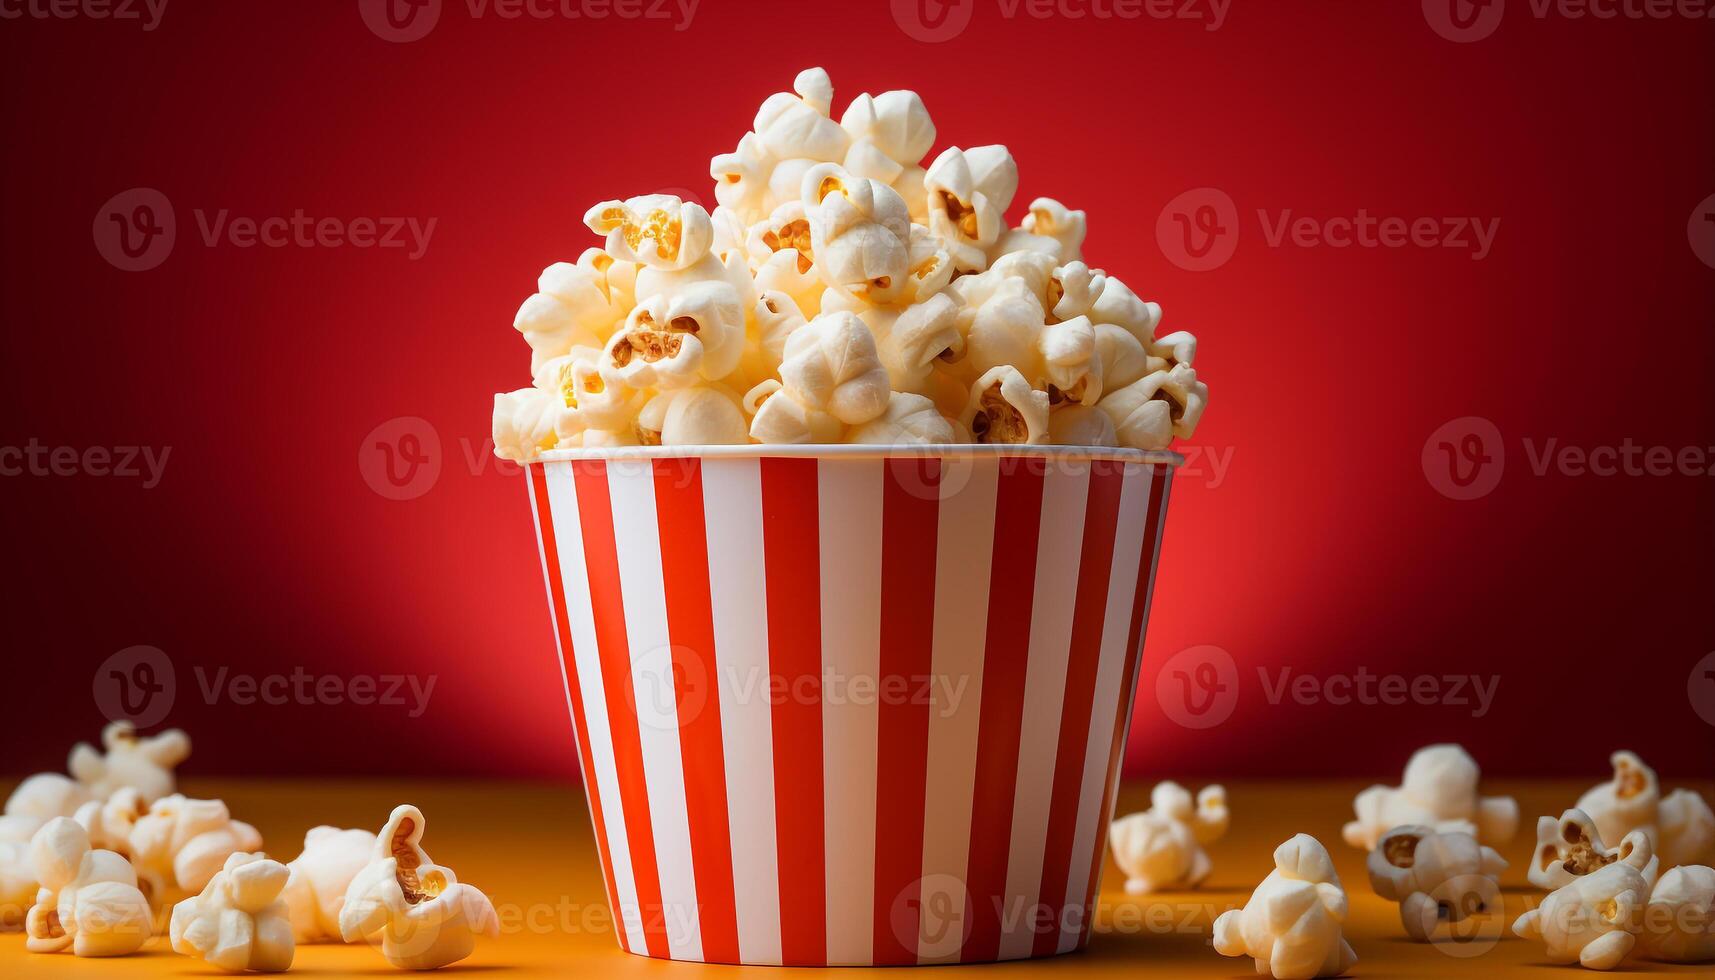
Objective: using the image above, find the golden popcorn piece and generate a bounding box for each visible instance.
[1368,825,1507,942]
[801,163,913,307]
[964,367,1049,445]
[1213,834,1358,979]
[170,852,295,972]
[583,195,714,272]
[1515,833,1655,970]
[339,805,498,971]
[1577,752,1715,869]
[925,145,1020,273]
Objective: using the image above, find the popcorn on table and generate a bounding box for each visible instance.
[1108,781,1228,895]
[170,852,295,972]
[282,826,377,943]
[1529,808,1660,893]
[1575,750,1715,869]
[1641,864,1715,963]
[1342,743,1518,850]
[1365,825,1507,941]
[1514,830,1656,970]
[1212,834,1358,979]
[25,817,152,956]
[339,804,498,970]
[128,794,264,904]
[494,68,1210,458]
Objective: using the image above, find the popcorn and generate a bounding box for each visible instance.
[1341,744,1519,850]
[1575,751,1715,869]
[1212,834,1358,979]
[1108,782,1229,895]
[1366,826,1507,941]
[72,787,148,856]
[26,817,152,956]
[4,773,92,829]
[493,67,1214,460]
[0,841,31,930]
[129,794,264,903]
[339,805,497,970]
[964,366,1050,445]
[1641,865,1715,963]
[847,392,956,445]
[170,852,295,972]
[513,249,633,374]
[1514,831,1655,970]
[774,311,891,426]
[1530,809,1660,893]
[925,145,1019,272]
[67,722,190,803]
[282,827,377,944]
[636,386,749,446]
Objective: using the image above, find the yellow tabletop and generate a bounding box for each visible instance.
[2,777,1710,977]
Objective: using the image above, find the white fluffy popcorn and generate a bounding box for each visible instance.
[1366,826,1507,941]
[282,827,376,944]
[129,794,264,903]
[340,805,497,971]
[26,817,151,957]
[1342,744,1519,850]
[1530,809,1660,893]
[846,392,957,445]
[1212,834,1358,979]
[776,310,892,425]
[1514,832,1655,970]
[1575,751,1715,869]
[0,841,32,930]
[1108,782,1229,895]
[72,787,147,856]
[68,722,190,803]
[170,852,295,972]
[1641,865,1715,963]
[494,67,1212,459]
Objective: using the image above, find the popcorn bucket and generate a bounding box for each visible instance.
[525,446,1180,966]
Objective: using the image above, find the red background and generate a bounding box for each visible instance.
[2,0,1711,783]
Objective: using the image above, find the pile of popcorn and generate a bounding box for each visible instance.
[1,723,495,972]
[1112,744,1715,977]
[492,68,1208,459]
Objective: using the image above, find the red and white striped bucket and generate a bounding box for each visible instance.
[525,446,1179,966]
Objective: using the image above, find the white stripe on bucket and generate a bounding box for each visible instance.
[606,460,702,962]
[818,459,884,965]
[700,458,784,966]
[544,463,648,953]
[998,460,1090,960]
[916,456,1000,963]
[1057,463,1155,953]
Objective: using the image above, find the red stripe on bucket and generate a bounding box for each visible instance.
[871,457,943,965]
[1079,465,1171,944]
[759,457,827,966]
[1031,460,1126,956]
[529,464,628,952]
[960,455,1047,962]
[572,460,670,959]
[651,457,740,964]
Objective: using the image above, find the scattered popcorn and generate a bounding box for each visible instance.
[1530,808,1660,892]
[1342,744,1518,850]
[282,826,377,944]
[68,722,191,803]
[170,852,295,972]
[2,773,92,844]
[129,794,264,904]
[493,68,1210,458]
[26,817,152,957]
[1212,834,1358,979]
[72,787,148,856]
[339,805,497,970]
[1575,751,1715,869]
[1108,782,1229,895]
[1641,864,1715,963]
[1366,825,1507,941]
[1514,831,1655,970]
